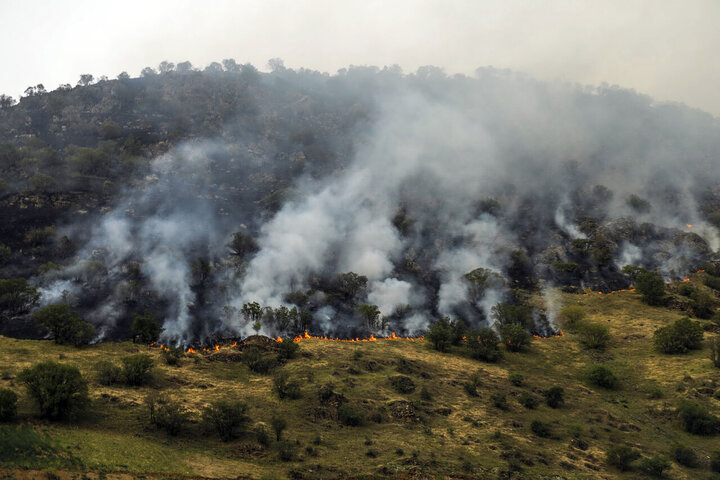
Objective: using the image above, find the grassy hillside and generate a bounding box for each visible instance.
[1,285,719,480]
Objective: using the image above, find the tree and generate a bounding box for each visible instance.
[131,311,163,343]
[491,302,534,329]
[635,272,665,305]
[638,455,671,477]
[176,61,194,73]
[0,388,18,421]
[28,173,56,191]
[271,415,287,440]
[0,278,40,317]
[77,74,94,87]
[332,272,368,300]
[427,316,454,352]
[204,62,223,73]
[579,322,611,350]
[0,94,15,108]
[222,58,240,72]
[606,445,640,471]
[500,324,531,352]
[121,354,154,386]
[158,61,175,74]
[653,317,703,354]
[203,400,249,441]
[241,302,263,324]
[19,361,88,419]
[117,71,130,80]
[544,386,564,408]
[463,268,504,303]
[228,232,259,258]
[466,328,502,362]
[32,304,96,347]
[357,303,381,329]
[586,364,619,389]
[677,400,719,435]
[140,67,156,77]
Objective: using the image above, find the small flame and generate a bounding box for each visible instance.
[186,348,197,354]
[683,277,690,282]
[275,337,283,343]
[686,224,693,228]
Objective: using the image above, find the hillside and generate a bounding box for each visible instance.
[1,280,719,480]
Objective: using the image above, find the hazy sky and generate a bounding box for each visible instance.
[2,0,719,115]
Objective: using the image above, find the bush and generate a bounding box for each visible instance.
[671,444,697,468]
[389,375,416,394]
[420,386,432,401]
[203,400,249,441]
[427,316,463,352]
[508,373,524,386]
[606,445,640,471]
[95,360,122,386]
[637,455,671,477]
[463,371,482,397]
[273,371,301,400]
[131,311,163,344]
[530,420,551,438]
[243,347,277,374]
[579,322,610,350]
[147,394,189,436]
[161,346,183,366]
[277,440,297,461]
[677,400,720,435]
[491,393,508,410]
[18,361,88,419]
[635,272,665,305]
[705,275,720,291]
[544,386,564,408]
[32,304,95,347]
[500,324,531,352]
[121,354,154,386]
[338,403,364,426]
[255,425,270,446]
[0,278,40,316]
[277,339,299,360]
[711,450,720,473]
[0,388,18,421]
[466,328,502,362]
[271,415,288,440]
[586,364,619,389]
[690,289,715,318]
[559,305,586,330]
[518,392,539,409]
[653,317,704,354]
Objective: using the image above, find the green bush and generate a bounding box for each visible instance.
[271,415,288,440]
[121,354,154,386]
[18,361,88,419]
[32,304,95,347]
[586,364,619,389]
[420,386,432,401]
[277,440,297,461]
[130,311,163,344]
[491,393,509,410]
[466,328,502,362]
[653,317,704,354]
[0,278,40,316]
[243,347,277,374]
[637,455,670,477]
[389,375,416,394]
[671,444,697,468]
[427,316,465,352]
[544,386,564,408]
[147,394,189,436]
[677,400,719,435]
[500,324,530,352]
[606,444,640,471]
[463,371,482,397]
[559,305,586,330]
[95,360,121,386]
[273,371,301,400]
[509,373,524,386]
[277,339,299,360]
[690,289,715,318]
[0,388,18,421]
[338,403,364,426]
[704,275,720,291]
[254,425,270,446]
[530,420,551,438]
[579,322,611,350]
[518,392,539,409]
[635,272,665,305]
[202,400,249,441]
[161,346,183,366]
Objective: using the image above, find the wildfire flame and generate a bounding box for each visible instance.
[683,278,690,282]
[686,224,693,228]
[291,330,422,343]
[532,330,564,339]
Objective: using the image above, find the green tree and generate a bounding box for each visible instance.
[18,361,89,419]
[586,364,619,389]
[121,354,154,386]
[466,328,502,362]
[500,324,531,352]
[606,445,640,471]
[203,400,249,441]
[635,272,665,305]
[228,232,258,258]
[28,173,56,191]
[357,303,381,329]
[0,278,40,317]
[32,304,95,347]
[653,317,703,354]
[427,316,454,352]
[0,388,18,421]
[131,311,163,343]
[544,386,564,408]
[271,415,288,440]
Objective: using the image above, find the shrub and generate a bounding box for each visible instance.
[606,444,640,471]
[130,311,163,344]
[466,328,502,362]
[338,403,364,426]
[271,415,288,440]
[544,386,564,408]
[671,444,697,468]
[0,388,18,421]
[0,278,40,316]
[277,440,297,461]
[420,386,432,401]
[690,289,715,318]
[677,400,719,435]
[518,392,538,409]
[277,339,299,360]
[491,393,508,410]
[637,455,671,477]
[500,324,530,352]
[579,322,610,350]
[711,450,720,472]
[653,317,704,354]
[463,371,482,397]
[28,173,56,191]
[255,425,270,446]
[273,371,301,400]
[389,375,416,394]
[508,373,524,386]
[203,400,249,441]
[711,337,720,368]
[243,347,277,374]
[161,346,183,366]
[635,272,665,305]
[121,354,154,386]
[530,420,551,438]
[32,304,95,347]
[95,360,122,386]
[427,316,459,352]
[586,364,619,389]
[148,395,189,436]
[18,361,88,419]
[705,275,720,291]
[559,305,586,330]
[318,383,335,401]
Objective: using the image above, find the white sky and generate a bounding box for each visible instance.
[1,0,719,115]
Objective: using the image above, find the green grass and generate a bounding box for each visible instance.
[0,281,719,479]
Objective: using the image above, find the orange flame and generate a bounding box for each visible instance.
[186,348,197,354]
[275,337,283,343]
[291,330,422,343]
[683,278,690,282]
[686,224,693,228]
